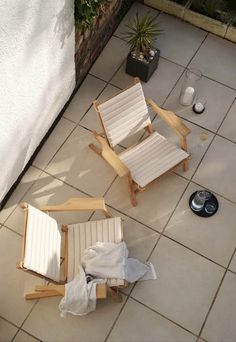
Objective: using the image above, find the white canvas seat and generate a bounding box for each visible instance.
[17,197,125,301]
[90,78,191,206]
[119,132,189,188]
[67,217,124,286]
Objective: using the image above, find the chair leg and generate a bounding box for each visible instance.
[127,175,137,206]
[107,287,123,302]
[89,143,102,157]
[182,159,189,172]
[25,290,62,300]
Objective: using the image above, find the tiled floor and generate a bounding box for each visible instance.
[1,2,236,341]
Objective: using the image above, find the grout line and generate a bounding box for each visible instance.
[130,297,199,339]
[11,300,40,342]
[104,295,129,342]
[214,96,236,134]
[0,315,20,329]
[1,224,23,237]
[197,246,236,338]
[13,328,42,342]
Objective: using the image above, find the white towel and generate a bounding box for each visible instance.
[59,265,105,317]
[82,242,157,282]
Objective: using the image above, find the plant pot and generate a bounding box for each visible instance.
[125,49,160,82]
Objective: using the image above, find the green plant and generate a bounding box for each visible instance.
[74,0,106,30]
[221,0,236,24]
[123,12,162,59]
[191,0,222,19]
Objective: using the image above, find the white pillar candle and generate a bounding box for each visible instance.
[180,86,195,106]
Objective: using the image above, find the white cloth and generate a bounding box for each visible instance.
[59,265,105,317]
[82,242,157,282]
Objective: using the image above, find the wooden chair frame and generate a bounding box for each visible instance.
[89,78,191,206]
[17,197,123,302]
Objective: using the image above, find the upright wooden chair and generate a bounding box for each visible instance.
[89,78,191,206]
[17,197,125,301]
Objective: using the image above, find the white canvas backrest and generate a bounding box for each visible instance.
[98,82,151,147]
[23,204,62,282]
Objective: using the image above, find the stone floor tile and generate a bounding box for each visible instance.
[165,182,236,266]
[229,253,236,273]
[108,298,196,342]
[132,236,224,334]
[218,99,236,142]
[114,2,159,39]
[164,75,236,133]
[152,117,214,179]
[0,318,18,342]
[33,118,75,170]
[5,172,92,235]
[0,167,42,225]
[193,135,236,202]
[90,36,130,82]
[201,272,236,342]
[63,74,106,123]
[189,34,236,89]
[0,227,39,326]
[46,126,116,197]
[91,206,159,262]
[22,296,124,342]
[156,13,207,67]
[111,58,184,105]
[105,173,188,232]
[13,330,39,342]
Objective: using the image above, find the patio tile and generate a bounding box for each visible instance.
[63,74,106,123]
[79,83,146,148]
[164,75,236,133]
[114,2,159,39]
[0,227,38,326]
[105,173,188,232]
[189,34,236,89]
[5,172,92,235]
[193,135,236,202]
[13,330,39,342]
[108,298,196,342]
[91,206,159,262]
[89,36,130,82]
[201,271,236,342]
[152,117,214,179]
[111,58,184,105]
[46,126,116,197]
[0,167,42,225]
[33,118,75,170]
[165,182,236,266]
[156,13,207,67]
[0,318,18,342]
[218,99,236,142]
[22,296,124,342]
[229,253,236,273]
[132,236,224,334]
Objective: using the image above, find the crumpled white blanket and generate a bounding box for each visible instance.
[59,265,105,317]
[82,242,157,283]
[59,242,156,316]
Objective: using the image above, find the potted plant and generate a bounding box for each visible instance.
[123,12,163,82]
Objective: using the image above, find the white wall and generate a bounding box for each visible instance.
[0,0,75,203]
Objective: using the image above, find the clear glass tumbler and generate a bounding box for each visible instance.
[191,190,211,212]
[179,69,202,106]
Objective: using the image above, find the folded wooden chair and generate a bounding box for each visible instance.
[17,197,125,302]
[89,78,191,206]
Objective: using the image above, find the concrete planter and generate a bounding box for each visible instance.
[144,0,185,19]
[144,0,236,43]
[225,25,236,43]
[183,8,227,38]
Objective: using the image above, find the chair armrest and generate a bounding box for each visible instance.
[147,98,191,138]
[92,131,130,178]
[40,197,108,213]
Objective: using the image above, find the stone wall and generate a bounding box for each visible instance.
[75,0,123,88]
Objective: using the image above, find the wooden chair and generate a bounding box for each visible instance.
[17,197,125,302]
[89,78,191,206]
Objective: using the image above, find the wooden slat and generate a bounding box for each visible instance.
[40,197,107,212]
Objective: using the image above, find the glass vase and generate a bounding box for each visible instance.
[179,69,202,106]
